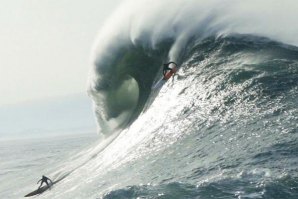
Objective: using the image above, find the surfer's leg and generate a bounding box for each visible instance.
[38,182,44,189]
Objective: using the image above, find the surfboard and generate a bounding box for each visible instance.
[24,184,52,197]
[152,65,177,89]
[24,174,68,197]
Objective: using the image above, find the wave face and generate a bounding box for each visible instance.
[45,1,298,198]
[96,35,298,198]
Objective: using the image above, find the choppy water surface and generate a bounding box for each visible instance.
[0,133,97,198]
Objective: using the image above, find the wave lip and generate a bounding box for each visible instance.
[87,44,171,135]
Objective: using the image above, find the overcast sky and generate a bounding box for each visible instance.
[0,0,122,106]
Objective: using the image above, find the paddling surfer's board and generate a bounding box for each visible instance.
[152,65,177,89]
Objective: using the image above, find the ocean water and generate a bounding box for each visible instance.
[18,35,296,199]
[0,133,97,198]
[4,0,298,198]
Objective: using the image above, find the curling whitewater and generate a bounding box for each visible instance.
[33,35,298,199]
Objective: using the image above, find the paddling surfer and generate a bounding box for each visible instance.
[37,175,53,189]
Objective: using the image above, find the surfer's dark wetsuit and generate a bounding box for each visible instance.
[163,62,177,77]
[37,175,53,189]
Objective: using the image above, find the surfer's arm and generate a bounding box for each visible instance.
[37,179,41,184]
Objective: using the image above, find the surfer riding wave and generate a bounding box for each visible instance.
[163,62,177,78]
[37,175,53,189]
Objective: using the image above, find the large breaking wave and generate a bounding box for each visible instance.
[87,0,298,135]
[34,1,298,198]
[39,33,298,198]
[86,35,298,198]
